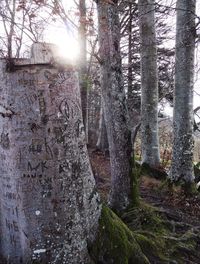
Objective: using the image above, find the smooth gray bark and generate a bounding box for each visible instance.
[138,0,160,167]
[97,0,132,211]
[96,99,109,152]
[0,43,101,264]
[170,0,196,184]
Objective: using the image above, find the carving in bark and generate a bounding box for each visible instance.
[170,0,196,184]
[0,43,101,264]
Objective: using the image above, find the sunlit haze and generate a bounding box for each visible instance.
[46,26,79,62]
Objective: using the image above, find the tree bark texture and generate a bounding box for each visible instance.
[0,44,101,264]
[97,0,132,211]
[170,0,196,183]
[96,99,109,152]
[79,0,89,143]
[138,0,160,167]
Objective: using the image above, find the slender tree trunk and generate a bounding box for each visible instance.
[97,0,133,211]
[0,43,101,264]
[5,0,16,58]
[138,0,160,167]
[126,2,141,146]
[127,2,133,110]
[79,0,88,143]
[170,0,196,185]
[96,98,109,152]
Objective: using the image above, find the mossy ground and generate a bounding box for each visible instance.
[90,202,200,264]
[89,205,149,264]
[90,150,200,263]
[122,202,200,263]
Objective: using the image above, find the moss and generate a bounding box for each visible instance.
[124,202,200,263]
[122,202,167,235]
[89,205,150,264]
[164,230,199,262]
[134,155,142,162]
[134,233,169,263]
[89,203,200,264]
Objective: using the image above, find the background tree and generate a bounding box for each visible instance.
[96,98,109,152]
[138,0,160,167]
[79,0,89,141]
[96,0,133,211]
[170,0,196,187]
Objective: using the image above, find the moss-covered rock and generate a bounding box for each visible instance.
[89,205,150,264]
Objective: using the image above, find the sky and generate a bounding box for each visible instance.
[44,0,80,61]
[0,0,199,117]
[28,0,200,118]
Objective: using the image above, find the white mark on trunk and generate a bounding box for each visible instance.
[33,249,46,254]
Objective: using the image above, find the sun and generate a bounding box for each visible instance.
[46,27,79,62]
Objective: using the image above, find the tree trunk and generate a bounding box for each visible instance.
[170,0,196,185]
[0,43,101,264]
[138,0,160,167]
[79,0,88,143]
[97,0,133,211]
[96,98,109,152]
[127,2,133,105]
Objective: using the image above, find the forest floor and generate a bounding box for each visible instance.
[89,149,200,264]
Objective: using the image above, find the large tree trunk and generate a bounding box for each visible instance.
[97,0,133,211]
[0,43,101,264]
[138,0,160,167]
[170,0,196,185]
[79,0,88,143]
